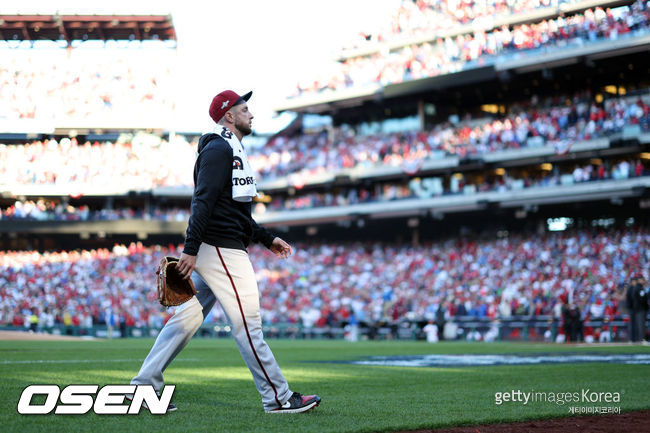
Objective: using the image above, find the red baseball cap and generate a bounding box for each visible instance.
[209,90,252,123]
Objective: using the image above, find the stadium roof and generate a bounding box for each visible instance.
[0,14,176,44]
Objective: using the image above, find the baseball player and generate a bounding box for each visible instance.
[130,90,321,414]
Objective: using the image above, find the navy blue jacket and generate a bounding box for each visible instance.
[183,131,275,255]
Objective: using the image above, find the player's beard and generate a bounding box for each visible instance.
[235,119,252,137]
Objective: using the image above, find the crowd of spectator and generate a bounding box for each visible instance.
[344,0,579,50]
[2,91,648,193]
[294,3,650,96]
[260,158,647,212]
[2,155,644,220]
[1,228,647,334]
[0,136,196,190]
[0,200,189,222]
[0,46,176,123]
[0,243,173,334]
[2,3,648,345]
[253,91,650,180]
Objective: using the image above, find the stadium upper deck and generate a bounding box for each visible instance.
[0,4,648,249]
[278,0,649,113]
[0,14,178,133]
[338,0,632,56]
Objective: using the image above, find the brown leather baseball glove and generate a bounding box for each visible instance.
[156,256,197,307]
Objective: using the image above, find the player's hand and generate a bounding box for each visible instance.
[270,237,292,259]
[176,252,197,279]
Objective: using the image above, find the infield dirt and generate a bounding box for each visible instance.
[0,330,91,341]
[402,409,650,433]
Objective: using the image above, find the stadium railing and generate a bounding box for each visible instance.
[254,175,650,226]
[2,174,646,231]
[1,315,641,342]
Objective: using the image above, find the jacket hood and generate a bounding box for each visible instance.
[197,132,219,153]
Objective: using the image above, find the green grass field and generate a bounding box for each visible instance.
[1,338,649,433]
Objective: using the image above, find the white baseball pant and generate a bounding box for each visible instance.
[131,244,292,410]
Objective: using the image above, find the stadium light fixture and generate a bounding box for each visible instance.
[547,217,573,232]
[604,85,616,94]
[481,104,499,114]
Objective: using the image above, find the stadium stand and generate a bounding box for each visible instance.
[0,14,178,134]
[0,136,196,192]
[291,2,649,97]
[2,152,646,219]
[0,5,648,342]
[0,47,177,130]
[259,156,647,211]
[341,0,606,50]
[0,200,190,222]
[0,243,174,336]
[252,91,650,180]
[0,227,645,341]
[1,90,647,191]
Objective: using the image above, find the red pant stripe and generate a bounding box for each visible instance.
[215,247,281,407]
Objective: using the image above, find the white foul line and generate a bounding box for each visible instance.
[0,358,200,365]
